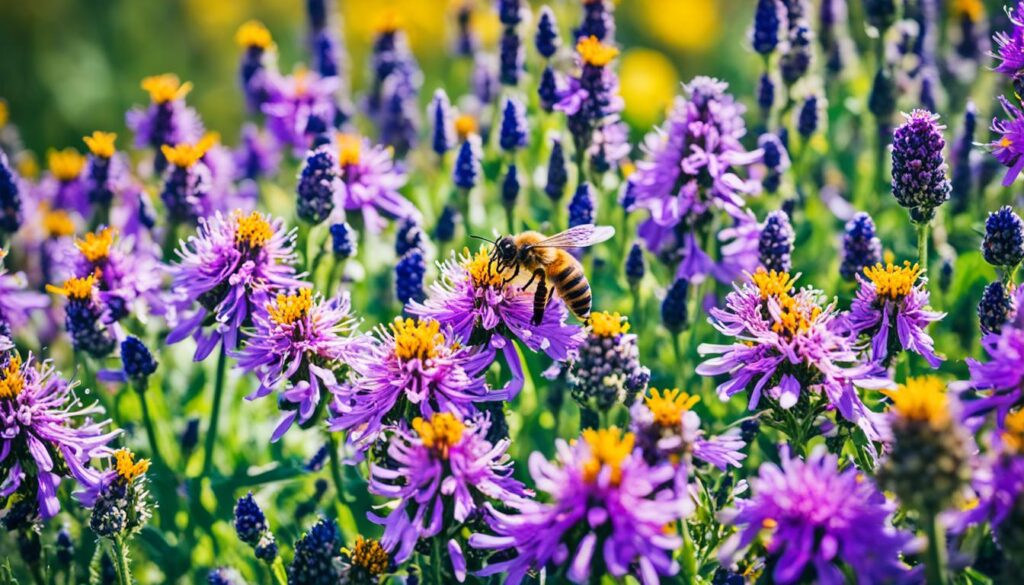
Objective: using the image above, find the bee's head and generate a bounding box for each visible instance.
[495,236,518,262]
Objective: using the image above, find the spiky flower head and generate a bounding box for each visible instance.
[296,145,339,225]
[570,312,649,411]
[535,6,561,59]
[979,281,1017,335]
[453,138,479,190]
[751,0,782,55]
[891,109,951,222]
[879,377,972,515]
[288,518,343,584]
[982,205,1024,268]
[661,277,689,334]
[758,210,795,273]
[340,537,391,582]
[88,449,152,539]
[840,212,883,281]
[0,151,22,234]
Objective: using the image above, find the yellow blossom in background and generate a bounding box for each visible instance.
[639,0,720,51]
[620,48,678,129]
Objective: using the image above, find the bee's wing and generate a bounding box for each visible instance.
[532,225,615,249]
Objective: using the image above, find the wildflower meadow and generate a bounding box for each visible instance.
[4,0,1024,583]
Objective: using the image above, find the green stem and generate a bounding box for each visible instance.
[326,431,348,503]
[679,520,698,581]
[917,221,930,277]
[431,536,444,585]
[112,536,132,585]
[269,557,288,585]
[201,347,228,479]
[670,332,683,386]
[137,384,165,469]
[924,513,948,585]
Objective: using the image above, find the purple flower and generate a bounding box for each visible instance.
[327,317,503,450]
[407,248,585,397]
[990,2,1024,78]
[846,262,944,367]
[69,227,162,322]
[126,74,204,174]
[988,95,1024,186]
[234,123,281,183]
[633,77,763,283]
[0,260,48,337]
[368,412,528,571]
[234,289,368,441]
[955,413,1024,534]
[0,352,119,519]
[262,67,341,154]
[719,447,919,585]
[167,210,304,361]
[333,134,417,233]
[961,286,1024,425]
[696,269,888,439]
[470,428,686,585]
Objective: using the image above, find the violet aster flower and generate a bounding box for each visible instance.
[126,74,204,174]
[696,269,888,439]
[68,227,162,322]
[333,134,417,233]
[160,139,216,224]
[988,95,1024,186]
[167,210,304,361]
[368,412,528,572]
[234,289,368,441]
[41,148,89,218]
[262,66,341,154]
[0,258,47,338]
[961,286,1024,425]
[718,447,919,585]
[956,411,1024,540]
[0,351,119,519]
[408,247,584,397]
[632,77,762,283]
[235,21,275,112]
[556,37,624,157]
[470,427,686,585]
[989,2,1024,78]
[46,272,117,359]
[846,261,945,367]
[327,317,503,450]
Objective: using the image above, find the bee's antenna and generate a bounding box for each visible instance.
[469,235,496,244]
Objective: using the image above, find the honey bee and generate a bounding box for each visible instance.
[478,224,615,325]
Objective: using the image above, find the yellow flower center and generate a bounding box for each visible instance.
[347,537,390,576]
[0,354,25,400]
[234,211,274,249]
[267,289,312,325]
[17,153,39,180]
[46,272,99,301]
[337,133,362,167]
[412,412,466,459]
[581,427,634,485]
[464,247,504,288]
[114,448,150,482]
[577,35,619,67]
[48,148,85,182]
[83,131,117,158]
[1003,410,1024,455]
[141,74,193,104]
[375,10,401,33]
[391,318,444,361]
[75,227,116,263]
[235,20,274,49]
[751,267,797,300]
[864,262,921,300]
[161,144,203,169]
[454,115,478,140]
[771,294,820,337]
[589,311,630,337]
[645,388,700,427]
[955,0,984,21]
[41,204,75,237]
[762,518,777,529]
[0,100,8,128]
[1000,136,1013,149]
[881,376,950,426]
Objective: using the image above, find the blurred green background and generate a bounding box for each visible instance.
[0,0,758,155]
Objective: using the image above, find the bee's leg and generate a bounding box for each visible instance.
[522,267,540,289]
[530,269,548,325]
[503,262,521,284]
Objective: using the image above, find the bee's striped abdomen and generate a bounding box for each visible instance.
[552,263,592,319]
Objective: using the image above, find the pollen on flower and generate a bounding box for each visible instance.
[454,114,478,139]
[751,267,798,300]
[141,73,193,104]
[881,376,950,426]
[1002,410,1024,454]
[75,227,116,263]
[577,36,620,67]
[391,318,444,361]
[83,131,117,158]
[347,537,390,576]
[160,141,208,168]
[412,412,466,458]
[1000,136,1013,149]
[864,262,921,300]
[581,427,635,485]
[41,204,76,237]
[46,272,99,301]
[337,133,362,167]
[0,354,25,400]
[762,518,778,529]
[645,388,700,427]
[267,288,312,325]
[375,10,402,33]
[234,211,274,248]
[114,448,150,482]
[235,20,273,49]
[464,247,505,288]
[771,294,819,337]
[48,148,86,182]
[589,311,630,337]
